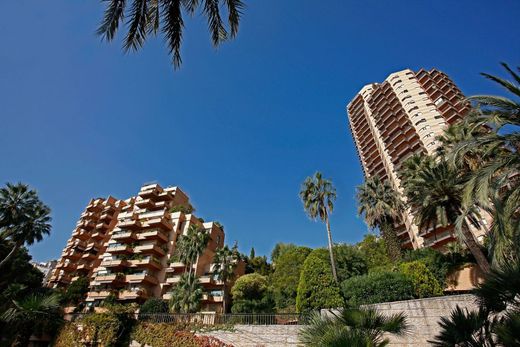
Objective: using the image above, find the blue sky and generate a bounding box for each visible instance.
[1,0,519,262]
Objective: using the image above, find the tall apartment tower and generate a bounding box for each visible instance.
[49,183,244,313]
[347,68,473,249]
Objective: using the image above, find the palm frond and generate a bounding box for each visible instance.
[224,0,243,37]
[162,0,184,68]
[203,0,228,46]
[97,0,127,41]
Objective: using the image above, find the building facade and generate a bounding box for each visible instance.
[32,260,58,284]
[48,183,244,313]
[346,68,485,249]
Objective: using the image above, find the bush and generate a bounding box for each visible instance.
[63,276,90,306]
[270,246,312,311]
[356,234,391,271]
[399,261,443,298]
[341,272,415,307]
[140,298,169,314]
[296,249,344,312]
[230,273,275,313]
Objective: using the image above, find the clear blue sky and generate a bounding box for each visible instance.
[1,0,518,262]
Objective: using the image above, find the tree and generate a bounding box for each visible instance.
[0,183,52,269]
[63,276,90,306]
[212,243,240,313]
[430,254,520,346]
[300,172,339,282]
[0,242,43,294]
[449,63,520,266]
[401,160,490,272]
[169,273,203,313]
[230,273,274,313]
[139,298,169,314]
[270,242,297,264]
[174,223,209,280]
[333,244,368,283]
[1,293,62,347]
[300,307,408,347]
[245,254,272,276]
[356,234,391,271]
[97,0,244,69]
[399,261,443,298]
[296,249,344,312]
[270,245,312,311]
[357,176,404,262]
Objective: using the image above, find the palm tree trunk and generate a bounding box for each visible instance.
[0,241,22,269]
[222,285,227,314]
[325,216,338,282]
[461,224,490,273]
[381,223,401,262]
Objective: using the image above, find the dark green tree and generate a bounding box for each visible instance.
[230,273,274,313]
[62,276,90,306]
[139,298,169,314]
[0,183,52,268]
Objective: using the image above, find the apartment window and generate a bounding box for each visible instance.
[402,95,412,102]
[424,132,434,138]
[415,119,426,125]
[435,97,445,106]
[427,141,436,147]
[396,85,403,90]
[408,106,419,113]
[392,79,402,86]
[399,89,409,95]
[405,101,415,106]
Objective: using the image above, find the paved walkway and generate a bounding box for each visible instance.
[203,325,302,347]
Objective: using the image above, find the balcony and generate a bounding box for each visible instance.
[118,219,142,230]
[78,220,96,231]
[166,275,181,284]
[111,231,137,242]
[99,212,114,222]
[135,198,156,209]
[146,217,172,230]
[126,273,159,285]
[56,274,72,284]
[86,290,113,301]
[96,221,111,231]
[139,185,162,199]
[60,261,77,271]
[94,274,124,284]
[118,289,148,301]
[91,231,106,241]
[129,257,162,270]
[138,230,168,243]
[81,252,97,261]
[101,259,130,269]
[107,244,133,254]
[76,263,90,273]
[64,250,82,260]
[202,294,223,303]
[134,244,166,257]
[71,240,87,251]
[72,229,89,241]
[199,275,223,286]
[87,199,104,212]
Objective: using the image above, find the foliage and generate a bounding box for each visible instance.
[230,273,274,313]
[341,272,415,307]
[0,243,43,294]
[139,298,169,314]
[296,249,344,312]
[169,273,203,313]
[399,261,443,298]
[332,244,368,283]
[212,243,241,312]
[97,0,244,69]
[300,307,408,347]
[270,245,312,311]
[270,242,297,264]
[175,224,210,279]
[1,292,62,346]
[430,254,520,346]
[300,172,339,282]
[0,182,52,268]
[356,234,392,271]
[357,176,404,261]
[244,254,272,276]
[170,204,195,214]
[63,276,90,306]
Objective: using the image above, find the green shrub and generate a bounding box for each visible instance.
[270,246,312,311]
[63,276,90,306]
[356,234,391,271]
[230,273,274,313]
[341,272,414,307]
[399,261,443,298]
[296,249,344,312]
[139,298,169,314]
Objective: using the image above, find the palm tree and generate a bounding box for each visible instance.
[169,273,203,313]
[97,0,244,68]
[1,293,62,347]
[430,253,520,346]
[300,172,338,282]
[447,63,520,266]
[0,183,51,269]
[174,223,210,280]
[300,307,408,346]
[356,176,404,261]
[212,243,240,313]
[402,160,491,273]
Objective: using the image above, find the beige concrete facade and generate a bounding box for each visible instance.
[347,68,480,249]
[49,183,244,313]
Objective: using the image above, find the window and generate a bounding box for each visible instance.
[427,141,436,147]
[415,119,426,125]
[435,97,445,106]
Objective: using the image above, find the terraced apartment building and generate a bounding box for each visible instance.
[48,183,244,313]
[347,68,487,249]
